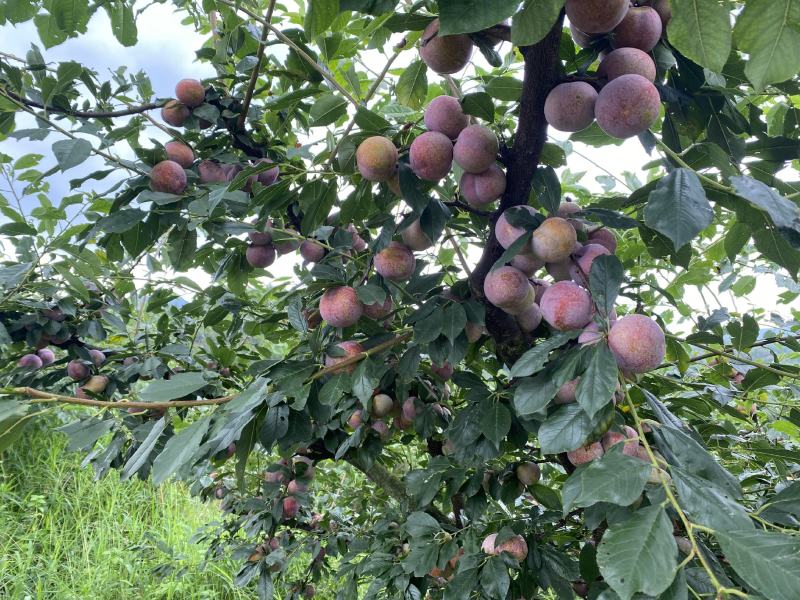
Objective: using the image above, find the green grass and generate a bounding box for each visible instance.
[0,426,252,600]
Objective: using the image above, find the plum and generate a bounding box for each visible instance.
[300,240,326,263]
[608,314,665,374]
[516,302,543,332]
[150,160,187,194]
[453,125,498,173]
[495,205,539,250]
[356,136,398,182]
[246,244,277,268]
[18,353,42,369]
[165,141,195,168]
[555,377,579,404]
[410,131,453,181]
[419,19,473,75]
[532,217,577,263]
[570,243,611,280]
[37,348,56,365]
[540,281,594,331]
[175,78,205,108]
[372,393,394,418]
[516,462,541,486]
[567,441,604,465]
[67,360,90,380]
[424,95,469,139]
[161,100,190,127]
[483,266,536,315]
[611,6,662,52]
[319,286,363,328]
[511,253,544,277]
[461,164,506,207]
[374,242,416,281]
[282,496,299,519]
[544,82,598,132]
[565,0,629,34]
[588,227,618,253]
[595,74,661,139]
[363,295,393,321]
[598,48,657,82]
[401,218,433,251]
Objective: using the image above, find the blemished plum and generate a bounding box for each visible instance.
[165,141,195,168]
[570,243,611,280]
[282,496,299,519]
[150,160,187,194]
[419,19,473,75]
[531,278,550,304]
[287,480,308,495]
[89,349,106,366]
[578,321,604,345]
[540,281,594,331]
[409,131,453,182]
[565,0,629,34]
[356,136,398,182]
[511,253,544,277]
[598,48,657,82]
[608,314,666,373]
[37,348,55,365]
[67,359,89,380]
[300,240,325,263]
[555,377,579,404]
[557,200,585,231]
[161,100,190,126]
[544,82,598,132]
[18,353,43,369]
[461,164,506,207]
[347,409,363,429]
[249,225,273,246]
[546,257,574,282]
[256,158,280,186]
[424,95,469,139]
[602,425,639,456]
[325,340,364,373]
[198,160,229,184]
[371,420,390,440]
[175,78,205,108]
[516,462,541,486]
[516,302,543,332]
[363,294,393,321]
[532,217,577,263]
[570,23,598,48]
[432,362,454,381]
[83,375,109,393]
[320,287,363,328]
[453,125,498,173]
[612,6,662,52]
[401,397,420,421]
[246,244,277,268]
[401,218,433,251]
[372,394,394,418]
[588,227,618,253]
[483,266,536,315]
[495,205,539,250]
[481,533,528,562]
[595,74,661,139]
[567,441,604,466]
[374,242,416,281]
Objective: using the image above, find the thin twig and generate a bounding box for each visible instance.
[2,88,164,118]
[236,0,278,130]
[445,225,472,277]
[9,387,235,409]
[308,331,413,381]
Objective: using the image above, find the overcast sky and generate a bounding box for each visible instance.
[0,2,793,323]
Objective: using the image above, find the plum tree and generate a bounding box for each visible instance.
[544,82,598,132]
[1,3,796,600]
[419,19,473,74]
[424,95,469,139]
[356,136,397,182]
[594,74,661,138]
[453,125,499,173]
[409,131,453,181]
[598,47,657,82]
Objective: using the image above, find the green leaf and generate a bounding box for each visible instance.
[652,426,742,499]
[575,343,617,419]
[461,92,494,122]
[53,138,92,170]
[439,0,518,35]
[597,505,678,600]
[354,106,391,132]
[404,511,441,538]
[442,302,467,342]
[34,13,68,48]
[121,418,166,480]
[589,254,624,316]
[480,556,511,599]
[758,481,800,527]
[724,221,751,261]
[667,0,732,73]
[510,331,578,378]
[484,76,523,102]
[531,166,561,215]
[299,179,337,234]
[733,0,800,91]
[753,227,800,279]
[305,0,340,38]
[310,93,348,126]
[671,467,754,532]
[167,226,196,270]
[716,529,800,600]
[731,176,800,248]
[105,0,137,46]
[538,404,593,454]
[139,372,208,402]
[511,0,565,46]
[151,416,211,485]
[50,0,88,33]
[91,208,147,234]
[396,60,428,110]
[562,450,652,514]
[479,399,511,446]
[644,169,713,250]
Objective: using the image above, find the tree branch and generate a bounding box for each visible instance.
[468,13,565,365]
[236,0,278,131]
[1,88,164,119]
[307,331,413,381]
[9,386,234,409]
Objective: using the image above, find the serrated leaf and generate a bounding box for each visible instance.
[396,60,427,110]
[715,529,800,600]
[671,467,753,532]
[538,404,594,454]
[667,0,732,73]
[121,418,166,480]
[310,93,347,126]
[511,0,565,46]
[597,505,678,600]
[575,343,617,419]
[484,76,523,102]
[731,176,800,249]
[510,331,578,378]
[460,92,494,122]
[304,0,339,38]
[589,254,624,316]
[562,450,652,514]
[479,399,511,446]
[438,0,518,35]
[644,169,713,250]
[151,416,211,485]
[139,372,207,402]
[52,139,92,171]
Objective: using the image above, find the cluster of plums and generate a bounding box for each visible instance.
[544,0,670,138]
[263,455,316,521]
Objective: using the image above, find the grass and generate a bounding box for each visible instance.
[0,425,252,600]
